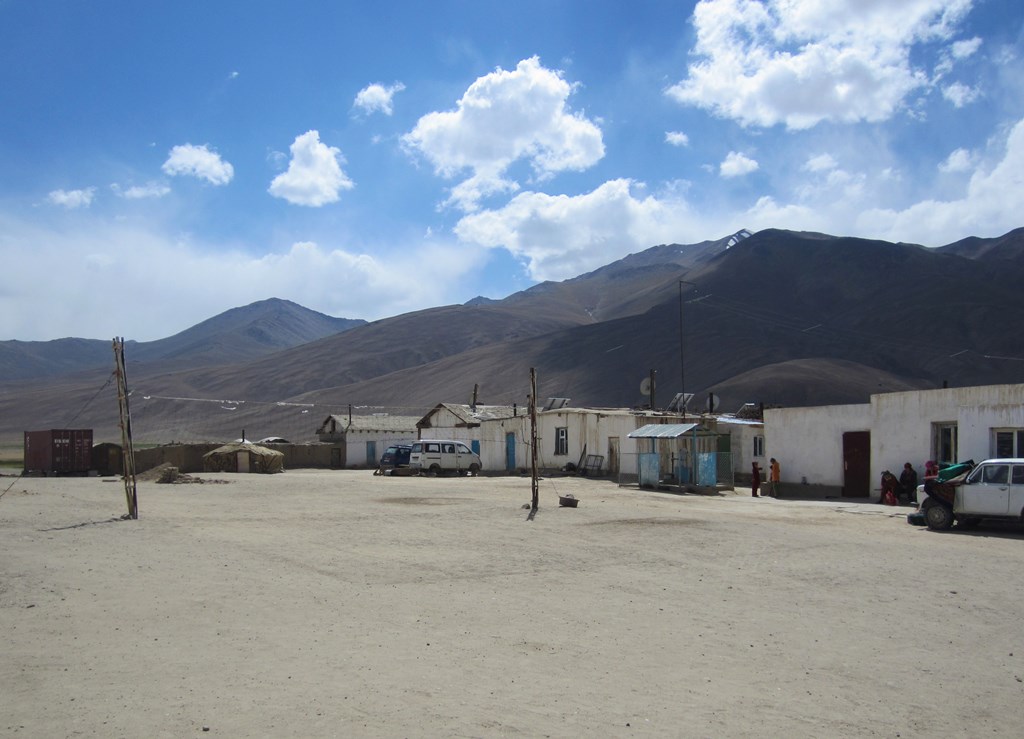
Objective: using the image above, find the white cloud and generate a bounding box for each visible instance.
[402,56,604,211]
[720,151,759,178]
[803,153,838,172]
[268,130,354,207]
[0,213,485,341]
[939,147,974,172]
[111,182,171,199]
[162,144,234,185]
[951,36,982,59]
[667,0,974,129]
[942,81,979,107]
[860,117,1024,243]
[353,82,406,116]
[454,179,698,281]
[665,131,690,147]
[47,187,96,208]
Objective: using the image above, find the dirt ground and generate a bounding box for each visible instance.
[3,470,1023,738]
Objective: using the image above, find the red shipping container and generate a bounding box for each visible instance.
[24,429,94,475]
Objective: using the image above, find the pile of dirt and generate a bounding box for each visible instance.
[136,463,230,485]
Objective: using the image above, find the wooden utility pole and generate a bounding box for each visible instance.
[112,338,138,519]
[528,368,539,520]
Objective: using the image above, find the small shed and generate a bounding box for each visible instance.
[627,423,720,489]
[92,442,123,477]
[203,442,284,474]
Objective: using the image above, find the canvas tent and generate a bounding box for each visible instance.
[203,442,284,474]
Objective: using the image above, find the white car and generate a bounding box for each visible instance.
[919,458,1024,530]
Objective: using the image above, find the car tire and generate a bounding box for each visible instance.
[925,502,954,531]
[469,463,480,475]
[429,464,441,477]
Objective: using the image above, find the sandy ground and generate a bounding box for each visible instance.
[3,470,1024,738]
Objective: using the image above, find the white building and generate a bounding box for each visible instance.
[416,403,756,485]
[315,414,419,468]
[763,383,1024,498]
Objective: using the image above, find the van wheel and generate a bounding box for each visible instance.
[429,464,441,477]
[469,463,480,475]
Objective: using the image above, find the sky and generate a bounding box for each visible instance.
[2,0,1023,341]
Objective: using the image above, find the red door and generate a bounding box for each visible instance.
[842,431,870,498]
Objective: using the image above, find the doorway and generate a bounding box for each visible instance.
[842,431,870,497]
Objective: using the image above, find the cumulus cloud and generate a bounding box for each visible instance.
[951,36,982,59]
[402,56,604,211]
[665,131,690,147]
[111,182,171,199]
[268,130,354,207]
[353,82,406,116]
[47,188,96,208]
[454,179,698,281]
[720,151,759,178]
[803,153,838,172]
[162,144,234,185]
[939,147,974,173]
[0,213,485,341]
[666,0,974,129]
[942,81,979,107]
[860,117,1024,243]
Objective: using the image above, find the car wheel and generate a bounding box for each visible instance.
[925,502,954,531]
[429,464,441,477]
[469,463,480,475]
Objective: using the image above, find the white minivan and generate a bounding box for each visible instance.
[409,440,482,475]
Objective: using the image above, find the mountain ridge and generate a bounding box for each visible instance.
[1,227,1021,446]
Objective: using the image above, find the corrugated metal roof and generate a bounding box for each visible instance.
[628,423,700,439]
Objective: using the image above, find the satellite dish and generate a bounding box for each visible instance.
[640,377,655,396]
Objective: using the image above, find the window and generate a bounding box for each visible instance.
[753,435,765,458]
[457,443,471,454]
[426,443,440,453]
[442,443,455,453]
[554,427,568,455]
[994,429,1024,458]
[933,423,958,466]
[1013,466,1024,485]
[982,465,1009,484]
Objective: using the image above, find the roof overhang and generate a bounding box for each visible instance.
[628,423,702,439]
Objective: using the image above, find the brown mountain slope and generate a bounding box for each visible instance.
[2,227,1023,446]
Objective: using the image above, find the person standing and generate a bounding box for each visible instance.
[751,462,761,497]
[769,457,781,497]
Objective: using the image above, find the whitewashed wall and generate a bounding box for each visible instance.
[872,385,1024,480]
[764,404,872,487]
[764,384,1024,491]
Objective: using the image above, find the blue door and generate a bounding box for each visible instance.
[506,433,516,471]
[471,439,480,455]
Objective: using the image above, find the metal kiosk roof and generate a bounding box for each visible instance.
[627,423,701,439]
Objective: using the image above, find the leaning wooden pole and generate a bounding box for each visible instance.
[528,368,539,520]
[113,337,138,519]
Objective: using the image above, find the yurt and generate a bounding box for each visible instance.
[203,441,284,474]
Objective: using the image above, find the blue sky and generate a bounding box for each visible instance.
[2,0,1022,341]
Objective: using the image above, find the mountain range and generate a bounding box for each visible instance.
[2,227,1022,447]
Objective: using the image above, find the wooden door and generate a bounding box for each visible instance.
[842,431,870,498]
